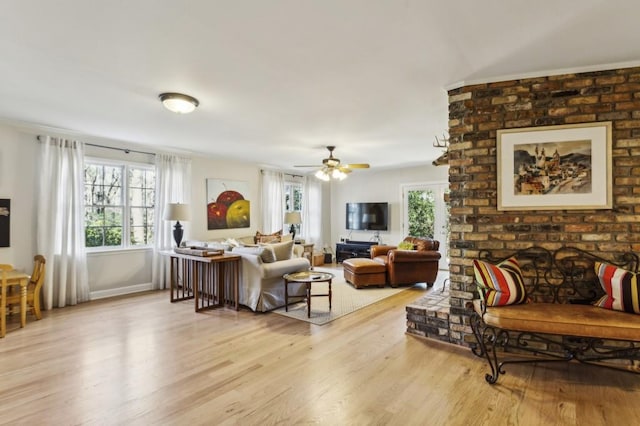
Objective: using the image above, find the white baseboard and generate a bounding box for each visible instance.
[90,282,154,300]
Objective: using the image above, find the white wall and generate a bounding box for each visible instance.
[0,126,38,272]
[0,123,160,298]
[329,165,449,249]
[1,120,445,301]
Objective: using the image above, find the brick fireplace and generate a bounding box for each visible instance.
[408,65,640,347]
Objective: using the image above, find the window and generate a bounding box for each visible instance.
[84,160,155,249]
[284,181,303,234]
[402,183,449,270]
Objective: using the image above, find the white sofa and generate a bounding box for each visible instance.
[232,246,310,312]
[184,237,310,312]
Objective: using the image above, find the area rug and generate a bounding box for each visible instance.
[271,268,413,325]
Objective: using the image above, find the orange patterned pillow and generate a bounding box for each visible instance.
[255,230,282,244]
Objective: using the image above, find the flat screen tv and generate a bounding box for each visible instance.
[346,202,389,231]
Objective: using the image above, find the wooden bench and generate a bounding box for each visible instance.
[470,246,640,384]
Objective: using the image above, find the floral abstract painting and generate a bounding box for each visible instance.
[206,179,250,229]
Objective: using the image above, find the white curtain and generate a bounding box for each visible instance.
[151,154,192,290]
[301,176,323,247]
[37,136,90,309]
[260,169,285,233]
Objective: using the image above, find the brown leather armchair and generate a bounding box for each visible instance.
[371,237,441,287]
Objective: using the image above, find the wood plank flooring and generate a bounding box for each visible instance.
[1,284,639,425]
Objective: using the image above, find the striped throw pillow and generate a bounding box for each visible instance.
[594,262,640,314]
[473,257,527,307]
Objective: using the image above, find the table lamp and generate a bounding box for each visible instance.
[284,211,302,240]
[164,203,190,247]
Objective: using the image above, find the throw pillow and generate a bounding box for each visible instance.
[594,262,640,314]
[258,246,276,263]
[255,229,282,244]
[473,257,527,307]
[269,240,294,261]
[397,241,415,250]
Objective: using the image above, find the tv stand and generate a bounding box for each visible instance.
[336,240,378,263]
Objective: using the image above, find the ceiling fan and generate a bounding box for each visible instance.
[294,146,370,181]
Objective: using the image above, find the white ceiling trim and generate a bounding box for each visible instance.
[445,60,640,92]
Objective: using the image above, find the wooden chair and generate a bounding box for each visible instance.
[6,255,46,320]
[0,263,13,338]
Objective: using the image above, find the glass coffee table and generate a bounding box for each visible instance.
[283,271,334,318]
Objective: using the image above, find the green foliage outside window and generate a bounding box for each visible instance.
[408,190,435,238]
[128,167,155,245]
[84,162,155,248]
[84,164,124,247]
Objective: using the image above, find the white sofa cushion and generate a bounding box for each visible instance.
[233,246,276,263]
[268,240,295,261]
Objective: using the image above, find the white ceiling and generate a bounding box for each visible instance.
[2,1,640,172]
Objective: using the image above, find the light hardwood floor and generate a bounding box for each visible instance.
[1,282,639,425]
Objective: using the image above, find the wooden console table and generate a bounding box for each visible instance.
[162,251,241,312]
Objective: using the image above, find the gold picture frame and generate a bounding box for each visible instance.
[497,122,612,211]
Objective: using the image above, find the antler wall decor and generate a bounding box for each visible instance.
[432,133,449,166]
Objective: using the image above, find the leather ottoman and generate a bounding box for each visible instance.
[343,258,387,289]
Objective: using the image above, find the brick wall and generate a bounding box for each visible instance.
[446,66,640,346]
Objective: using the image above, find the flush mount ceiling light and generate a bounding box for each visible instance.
[159,92,199,114]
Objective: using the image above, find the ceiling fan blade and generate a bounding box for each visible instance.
[295,147,369,172]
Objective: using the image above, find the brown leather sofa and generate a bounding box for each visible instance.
[371,236,441,286]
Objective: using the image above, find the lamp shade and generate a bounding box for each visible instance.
[284,211,302,225]
[164,203,191,221]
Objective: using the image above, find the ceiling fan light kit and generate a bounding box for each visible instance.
[298,146,369,181]
[315,169,331,181]
[332,168,347,180]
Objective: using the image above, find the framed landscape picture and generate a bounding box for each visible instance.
[497,122,612,211]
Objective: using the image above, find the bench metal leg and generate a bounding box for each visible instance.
[471,312,640,384]
[470,312,509,384]
[471,312,577,384]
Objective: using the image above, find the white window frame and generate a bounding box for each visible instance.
[400,181,450,270]
[84,156,155,252]
[284,179,304,234]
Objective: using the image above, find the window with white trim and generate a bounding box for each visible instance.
[84,159,155,249]
[284,181,303,234]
